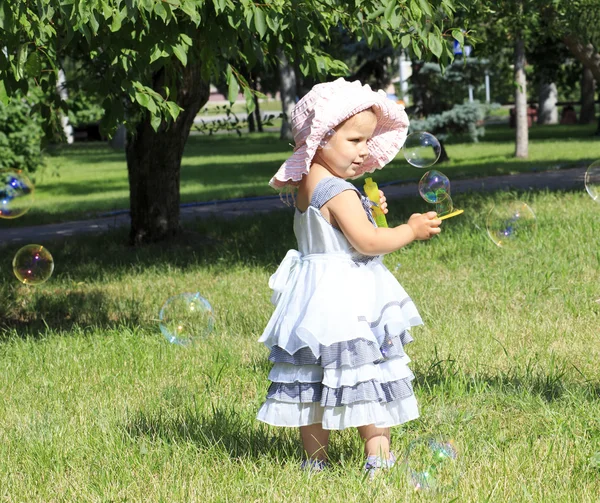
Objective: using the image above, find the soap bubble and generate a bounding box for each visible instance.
[405,437,460,492]
[486,201,537,248]
[584,160,600,202]
[403,132,442,168]
[0,169,35,219]
[159,293,215,346]
[419,170,451,204]
[12,244,54,285]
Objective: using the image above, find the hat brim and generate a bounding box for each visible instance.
[270,79,409,189]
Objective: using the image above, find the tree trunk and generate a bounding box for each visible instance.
[56,68,74,144]
[538,81,558,125]
[563,35,600,81]
[247,108,256,132]
[580,66,596,124]
[438,141,450,163]
[126,63,210,245]
[253,76,263,133]
[278,48,297,141]
[514,36,529,158]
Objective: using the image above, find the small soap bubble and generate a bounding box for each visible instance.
[12,244,54,285]
[405,437,460,493]
[418,170,451,204]
[159,292,215,346]
[319,129,336,149]
[486,201,537,248]
[584,160,600,202]
[403,132,442,168]
[0,169,35,219]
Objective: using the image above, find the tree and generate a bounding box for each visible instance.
[542,0,600,132]
[0,0,458,244]
[457,0,542,158]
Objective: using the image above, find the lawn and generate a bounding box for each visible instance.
[3,122,598,228]
[1,184,600,501]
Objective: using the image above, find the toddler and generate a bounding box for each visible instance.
[257,78,442,475]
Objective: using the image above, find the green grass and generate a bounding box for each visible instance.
[5,123,598,228]
[1,187,600,501]
[198,98,282,115]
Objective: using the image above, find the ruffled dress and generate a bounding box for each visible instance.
[257,177,423,430]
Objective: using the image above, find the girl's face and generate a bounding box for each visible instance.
[314,110,378,179]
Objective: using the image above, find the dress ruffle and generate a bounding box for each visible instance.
[257,395,419,430]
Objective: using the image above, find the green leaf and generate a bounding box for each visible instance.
[265,13,279,32]
[412,39,422,59]
[428,32,443,58]
[135,91,150,107]
[181,0,201,24]
[150,113,162,132]
[146,98,157,114]
[452,29,464,45]
[24,52,42,77]
[418,0,433,17]
[166,101,182,121]
[110,13,122,32]
[401,34,411,48]
[15,45,28,81]
[409,0,422,20]
[227,74,239,103]
[172,44,188,66]
[180,33,193,46]
[0,81,9,105]
[101,1,112,20]
[154,2,167,22]
[150,46,164,63]
[244,86,255,115]
[254,7,266,38]
[214,0,227,14]
[384,0,395,20]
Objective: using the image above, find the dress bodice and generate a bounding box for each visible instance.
[293,177,376,261]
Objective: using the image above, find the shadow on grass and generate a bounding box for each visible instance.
[123,403,300,462]
[0,284,146,338]
[411,351,595,403]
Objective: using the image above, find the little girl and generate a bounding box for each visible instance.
[257,78,442,474]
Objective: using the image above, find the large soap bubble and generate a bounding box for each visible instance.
[486,201,537,248]
[584,160,600,202]
[0,169,35,219]
[405,436,460,493]
[159,293,215,346]
[12,244,54,285]
[418,170,450,204]
[403,132,442,168]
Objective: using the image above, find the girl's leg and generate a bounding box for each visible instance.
[300,423,330,461]
[357,424,391,459]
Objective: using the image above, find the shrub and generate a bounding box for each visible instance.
[0,99,44,173]
[409,101,499,143]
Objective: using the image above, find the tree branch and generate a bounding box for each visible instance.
[563,34,600,81]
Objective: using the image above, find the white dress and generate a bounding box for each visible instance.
[257,177,422,430]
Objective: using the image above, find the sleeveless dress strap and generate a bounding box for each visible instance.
[310,178,360,209]
[310,177,377,227]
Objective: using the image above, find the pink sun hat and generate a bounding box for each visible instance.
[269,78,410,189]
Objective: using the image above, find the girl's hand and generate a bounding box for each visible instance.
[407,211,442,240]
[378,189,388,214]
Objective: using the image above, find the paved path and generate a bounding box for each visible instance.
[0,166,587,245]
